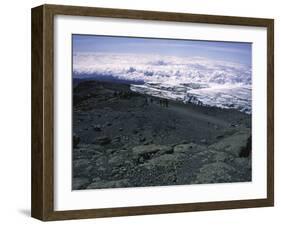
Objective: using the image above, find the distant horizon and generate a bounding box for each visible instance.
[72,34,252,65]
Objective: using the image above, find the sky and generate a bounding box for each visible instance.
[72,34,252,66]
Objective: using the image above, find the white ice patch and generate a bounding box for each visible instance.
[130,83,252,114]
[184,84,252,113]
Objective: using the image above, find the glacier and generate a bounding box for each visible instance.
[130,83,252,114]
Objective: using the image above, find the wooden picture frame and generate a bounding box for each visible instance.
[31,4,274,221]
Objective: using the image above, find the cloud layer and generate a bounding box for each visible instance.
[73,53,251,86]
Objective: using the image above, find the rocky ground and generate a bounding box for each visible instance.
[72,80,252,190]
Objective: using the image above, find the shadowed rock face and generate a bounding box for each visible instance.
[72,80,252,190]
[239,136,252,157]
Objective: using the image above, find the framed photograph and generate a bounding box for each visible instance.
[31,4,274,221]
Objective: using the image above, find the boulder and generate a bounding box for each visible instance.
[73,144,104,158]
[208,130,250,157]
[94,136,111,145]
[142,154,182,170]
[173,143,205,154]
[132,144,173,162]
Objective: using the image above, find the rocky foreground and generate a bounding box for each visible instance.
[72,80,252,190]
